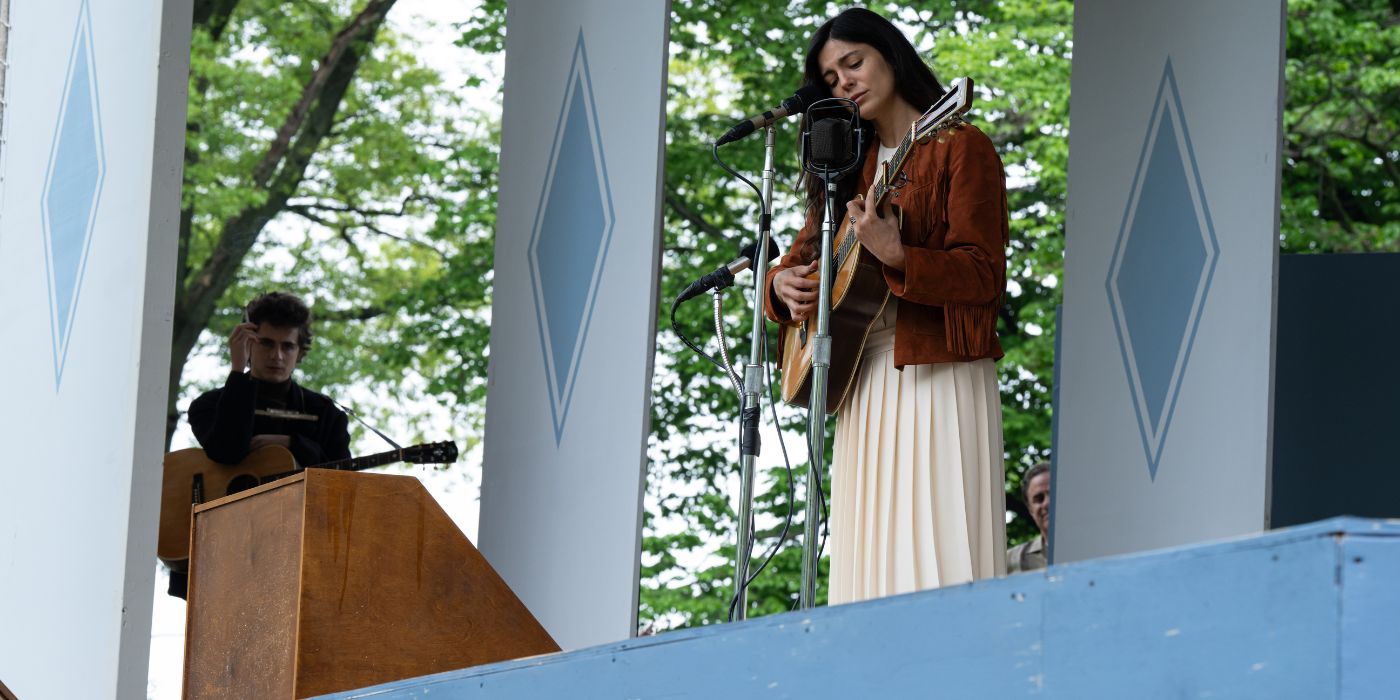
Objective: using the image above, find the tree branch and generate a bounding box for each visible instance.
[1321,170,1357,235]
[192,0,241,40]
[665,186,729,240]
[316,305,388,323]
[295,194,431,219]
[285,200,449,260]
[251,0,397,189]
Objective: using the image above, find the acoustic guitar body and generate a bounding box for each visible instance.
[778,220,892,414]
[157,445,298,567]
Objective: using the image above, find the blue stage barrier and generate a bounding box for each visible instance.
[321,517,1399,699]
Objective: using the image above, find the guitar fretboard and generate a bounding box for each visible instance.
[316,449,404,472]
[834,128,912,270]
[256,448,408,487]
[823,86,968,273]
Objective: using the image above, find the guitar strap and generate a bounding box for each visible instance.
[331,398,403,450]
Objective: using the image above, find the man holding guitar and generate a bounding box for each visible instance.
[187,291,351,469]
[161,292,460,599]
[166,292,350,598]
[767,8,1009,605]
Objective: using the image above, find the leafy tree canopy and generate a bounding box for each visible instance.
[173,0,499,454]
[1282,0,1399,253]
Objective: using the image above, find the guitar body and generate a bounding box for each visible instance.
[157,445,299,566]
[779,219,892,414]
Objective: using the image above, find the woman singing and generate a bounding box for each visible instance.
[766,8,1009,604]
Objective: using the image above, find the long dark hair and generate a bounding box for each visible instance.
[798,8,946,234]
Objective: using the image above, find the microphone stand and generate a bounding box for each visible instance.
[799,172,838,610]
[797,102,860,610]
[730,125,778,621]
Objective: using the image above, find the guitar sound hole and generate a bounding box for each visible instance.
[226,474,259,496]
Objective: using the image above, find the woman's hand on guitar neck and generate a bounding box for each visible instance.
[774,261,820,321]
[849,181,906,271]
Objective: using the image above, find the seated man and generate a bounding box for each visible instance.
[169,292,351,598]
[188,291,351,468]
[1007,462,1050,574]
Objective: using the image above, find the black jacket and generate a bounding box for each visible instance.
[188,372,351,467]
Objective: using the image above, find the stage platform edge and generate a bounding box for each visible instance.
[320,517,1400,699]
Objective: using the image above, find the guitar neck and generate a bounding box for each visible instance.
[872,127,918,208]
[832,127,918,267]
[832,85,970,270]
[313,449,404,472]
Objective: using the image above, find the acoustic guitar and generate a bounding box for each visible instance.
[779,78,974,413]
[157,440,459,567]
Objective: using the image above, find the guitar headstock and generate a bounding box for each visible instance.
[404,441,460,465]
[914,77,974,142]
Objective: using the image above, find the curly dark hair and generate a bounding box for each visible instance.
[245,292,313,351]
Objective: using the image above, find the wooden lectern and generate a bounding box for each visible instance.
[182,469,559,699]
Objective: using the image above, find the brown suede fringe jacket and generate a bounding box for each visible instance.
[764,121,1009,369]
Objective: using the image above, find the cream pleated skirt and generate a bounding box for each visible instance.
[828,302,1007,605]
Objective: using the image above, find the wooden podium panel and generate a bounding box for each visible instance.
[184,477,305,697]
[184,469,559,699]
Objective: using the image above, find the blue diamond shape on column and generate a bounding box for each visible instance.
[1106,58,1219,480]
[527,32,615,445]
[40,0,106,388]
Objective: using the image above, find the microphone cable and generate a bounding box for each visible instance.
[712,290,743,399]
[670,293,731,377]
[705,141,806,621]
[725,324,798,622]
[668,143,764,378]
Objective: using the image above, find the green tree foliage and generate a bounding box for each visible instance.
[172,0,498,449]
[1282,0,1399,253]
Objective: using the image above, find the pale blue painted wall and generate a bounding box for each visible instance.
[322,518,1400,699]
